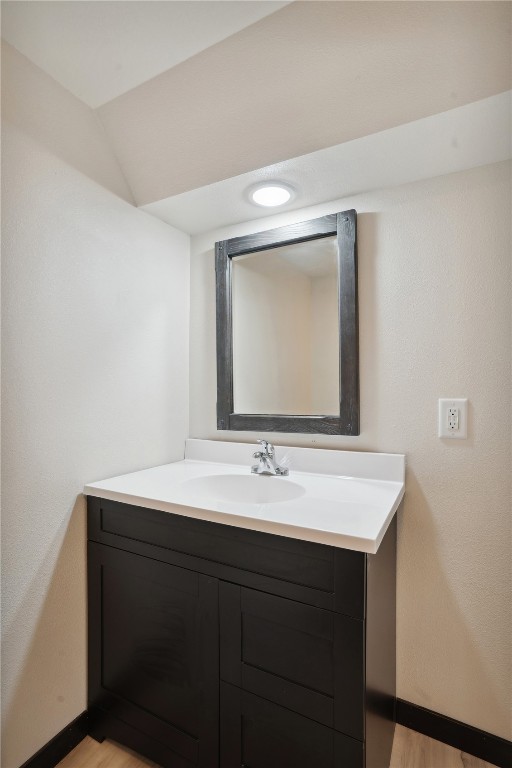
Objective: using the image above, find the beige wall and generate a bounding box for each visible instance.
[1,44,190,768]
[310,275,339,415]
[190,161,512,739]
[233,255,312,414]
[230,251,340,416]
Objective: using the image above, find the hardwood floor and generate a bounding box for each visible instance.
[389,724,495,767]
[56,725,497,768]
[56,736,160,768]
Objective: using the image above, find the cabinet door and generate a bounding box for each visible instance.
[88,542,218,767]
[220,683,364,768]
[220,583,364,740]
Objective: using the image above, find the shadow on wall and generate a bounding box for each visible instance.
[2,496,87,768]
[356,211,379,440]
[1,41,134,204]
[397,468,505,732]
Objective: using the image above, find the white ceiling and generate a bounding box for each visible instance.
[277,240,338,279]
[2,0,510,236]
[97,0,512,205]
[141,91,512,234]
[0,1,289,107]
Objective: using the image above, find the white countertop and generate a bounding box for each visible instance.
[84,439,405,554]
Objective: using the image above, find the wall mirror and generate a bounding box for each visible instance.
[215,209,359,434]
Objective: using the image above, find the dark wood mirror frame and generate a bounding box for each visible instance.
[215,209,359,435]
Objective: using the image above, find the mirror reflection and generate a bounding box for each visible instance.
[232,235,339,416]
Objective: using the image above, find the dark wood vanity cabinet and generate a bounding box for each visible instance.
[87,497,397,768]
[88,543,219,767]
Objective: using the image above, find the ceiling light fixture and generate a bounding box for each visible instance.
[248,182,294,207]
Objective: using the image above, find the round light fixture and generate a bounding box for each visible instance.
[249,183,294,207]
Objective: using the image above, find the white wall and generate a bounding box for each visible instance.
[233,255,312,414]
[310,274,339,414]
[190,161,512,740]
[233,253,339,415]
[1,44,190,768]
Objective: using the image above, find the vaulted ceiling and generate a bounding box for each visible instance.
[2,1,511,233]
[1,1,291,107]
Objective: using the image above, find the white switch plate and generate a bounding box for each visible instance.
[438,398,468,439]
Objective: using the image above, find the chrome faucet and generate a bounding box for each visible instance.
[251,440,289,476]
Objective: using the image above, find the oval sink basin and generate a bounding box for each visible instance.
[180,474,305,505]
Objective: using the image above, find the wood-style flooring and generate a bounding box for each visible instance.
[56,725,497,768]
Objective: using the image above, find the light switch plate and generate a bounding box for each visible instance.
[438,398,468,439]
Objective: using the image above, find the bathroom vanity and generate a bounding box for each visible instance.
[85,440,404,768]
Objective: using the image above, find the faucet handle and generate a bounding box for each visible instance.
[257,439,274,456]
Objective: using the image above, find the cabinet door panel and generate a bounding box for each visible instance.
[220,683,363,768]
[88,707,194,768]
[88,542,218,767]
[219,583,364,738]
[242,609,334,695]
